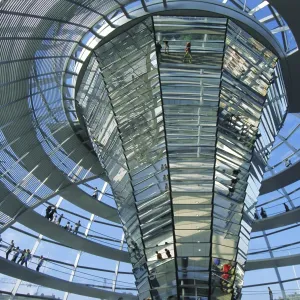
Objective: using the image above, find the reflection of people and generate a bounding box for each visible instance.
[183,42,192,63]
[268,287,273,300]
[164,40,169,54]
[156,42,162,60]
[165,249,171,258]
[213,257,220,266]
[222,263,231,274]
[156,251,162,260]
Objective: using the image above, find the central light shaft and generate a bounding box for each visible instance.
[77,16,282,300]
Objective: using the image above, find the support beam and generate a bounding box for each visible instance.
[260,161,300,195]
[246,253,300,271]
[0,258,136,300]
[252,207,300,232]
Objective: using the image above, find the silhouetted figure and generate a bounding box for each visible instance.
[11,247,21,262]
[268,287,273,300]
[36,255,44,272]
[165,183,169,191]
[254,212,259,220]
[284,203,290,212]
[17,250,26,264]
[228,187,235,197]
[260,207,267,219]
[48,207,56,222]
[156,42,162,58]
[45,205,52,219]
[57,213,63,225]
[231,178,238,185]
[131,241,141,260]
[64,221,70,231]
[233,169,241,176]
[165,249,172,258]
[92,187,98,198]
[6,240,14,259]
[156,251,162,260]
[164,40,169,54]
[285,159,292,167]
[74,220,81,235]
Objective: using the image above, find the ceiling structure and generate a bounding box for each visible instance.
[0,0,300,300]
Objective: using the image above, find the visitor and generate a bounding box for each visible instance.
[21,249,31,267]
[57,213,63,225]
[260,207,267,218]
[183,41,192,63]
[6,240,14,259]
[284,203,290,212]
[254,212,259,220]
[48,206,57,222]
[164,40,169,54]
[285,159,292,167]
[17,249,26,264]
[45,205,52,219]
[165,249,171,258]
[92,187,98,198]
[69,225,73,233]
[268,287,273,300]
[156,251,162,260]
[64,222,70,231]
[36,255,44,272]
[11,247,21,262]
[74,220,81,235]
[52,215,57,224]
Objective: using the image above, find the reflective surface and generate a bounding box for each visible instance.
[77,16,286,299]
